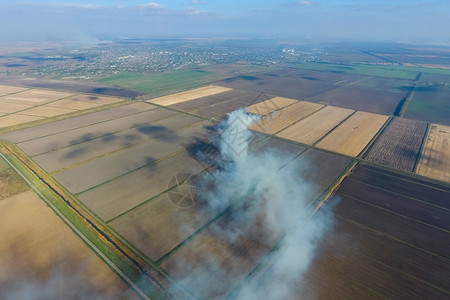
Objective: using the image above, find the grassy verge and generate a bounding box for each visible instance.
[0,141,171,299]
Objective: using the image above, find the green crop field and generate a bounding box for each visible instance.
[97,68,228,97]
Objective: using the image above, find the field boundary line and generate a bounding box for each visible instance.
[337,216,450,262]
[312,110,358,147]
[356,115,391,158]
[0,87,33,99]
[359,116,394,159]
[0,100,130,135]
[398,72,422,117]
[31,107,179,157]
[339,192,450,233]
[0,141,184,298]
[5,94,77,117]
[412,122,430,173]
[49,118,207,176]
[105,163,214,224]
[359,251,450,296]
[11,102,155,144]
[0,149,151,300]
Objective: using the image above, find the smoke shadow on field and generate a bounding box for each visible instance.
[68,133,97,145]
[63,147,88,159]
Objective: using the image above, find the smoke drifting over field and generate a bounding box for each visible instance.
[169,109,336,299]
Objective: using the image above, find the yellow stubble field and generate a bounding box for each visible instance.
[416,124,450,183]
[316,111,389,157]
[148,85,232,106]
[277,106,355,145]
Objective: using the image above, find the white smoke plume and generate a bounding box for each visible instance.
[169,108,336,299]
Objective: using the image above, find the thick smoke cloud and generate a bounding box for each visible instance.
[169,108,336,299]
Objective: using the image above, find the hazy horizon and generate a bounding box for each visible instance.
[0,0,449,45]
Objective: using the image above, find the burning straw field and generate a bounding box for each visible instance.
[1,79,449,298]
[0,98,353,298]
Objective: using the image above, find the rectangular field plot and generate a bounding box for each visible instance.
[19,106,77,118]
[0,84,28,96]
[54,122,211,194]
[147,85,232,106]
[1,89,74,104]
[249,101,324,134]
[365,118,428,172]
[316,111,389,157]
[80,150,206,222]
[0,114,44,128]
[416,124,450,183]
[295,164,450,299]
[277,106,354,145]
[168,89,248,112]
[34,111,202,173]
[0,102,154,143]
[247,96,298,116]
[161,149,351,299]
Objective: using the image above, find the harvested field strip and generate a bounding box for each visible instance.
[249,101,324,134]
[34,112,203,173]
[0,84,28,96]
[148,85,232,106]
[0,102,154,143]
[19,107,171,156]
[416,124,450,183]
[168,89,248,112]
[54,122,211,194]
[18,106,77,117]
[0,114,44,127]
[247,97,298,116]
[316,111,389,157]
[80,150,206,222]
[365,118,428,172]
[277,106,354,145]
[352,164,450,209]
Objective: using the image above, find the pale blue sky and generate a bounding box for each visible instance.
[0,1,449,44]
